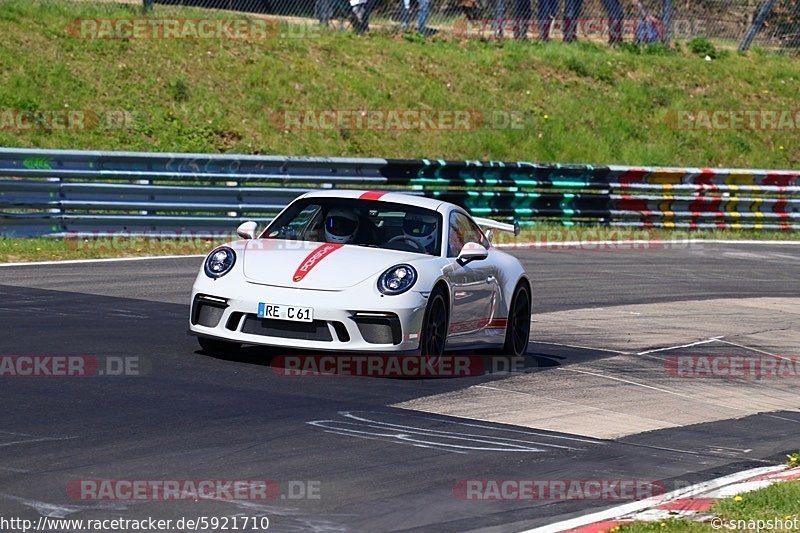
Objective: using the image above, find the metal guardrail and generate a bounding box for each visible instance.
[0,147,798,237]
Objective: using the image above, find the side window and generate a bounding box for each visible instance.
[447,212,488,257]
[466,218,490,249]
[267,204,321,240]
[296,204,323,240]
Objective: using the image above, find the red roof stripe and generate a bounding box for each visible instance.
[360,191,388,200]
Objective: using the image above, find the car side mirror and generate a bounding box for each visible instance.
[236,221,258,240]
[457,242,488,265]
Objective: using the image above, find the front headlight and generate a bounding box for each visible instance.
[204,246,236,278]
[378,264,417,295]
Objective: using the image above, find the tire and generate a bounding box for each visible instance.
[500,281,531,357]
[419,286,449,358]
[198,336,241,356]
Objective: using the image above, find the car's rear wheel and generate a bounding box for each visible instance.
[198,336,241,356]
[501,282,531,357]
[419,286,449,359]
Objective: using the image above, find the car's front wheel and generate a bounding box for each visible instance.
[197,336,241,356]
[501,281,531,357]
[419,286,449,358]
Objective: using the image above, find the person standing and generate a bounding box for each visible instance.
[316,0,332,26]
[538,0,624,43]
[349,0,372,33]
[401,0,430,34]
[602,0,625,44]
[491,0,506,38]
[511,0,532,39]
[537,0,582,41]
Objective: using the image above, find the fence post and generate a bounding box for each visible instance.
[143,0,154,13]
[661,0,673,45]
[738,0,776,52]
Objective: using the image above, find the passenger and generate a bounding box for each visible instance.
[325,207,360,244]
[402,212,438,254]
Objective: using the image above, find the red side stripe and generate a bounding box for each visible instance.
[447,318,507,334]
[360,191,388,200]
[292,243,344,282]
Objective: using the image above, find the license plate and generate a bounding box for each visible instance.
[257,303,313,322]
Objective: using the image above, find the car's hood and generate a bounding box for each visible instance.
[242,240,424,290]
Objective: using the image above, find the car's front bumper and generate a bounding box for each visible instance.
[189,282,429,353]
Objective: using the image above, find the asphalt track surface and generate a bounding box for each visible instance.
[1,242,799,532]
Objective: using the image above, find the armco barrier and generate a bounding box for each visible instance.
[0,147,798,237]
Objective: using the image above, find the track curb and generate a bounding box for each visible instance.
[524,465,800,532]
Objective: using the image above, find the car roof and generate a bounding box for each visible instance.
[300,190,447,212]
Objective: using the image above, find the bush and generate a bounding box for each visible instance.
[688,37,718,59]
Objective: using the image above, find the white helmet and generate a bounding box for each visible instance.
[325,207,360,244]
[403,212,438,251]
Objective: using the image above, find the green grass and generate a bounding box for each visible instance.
[620,480,800,532]
[1,0,799,168]
[714,480,800,520]
[0,235,226,262]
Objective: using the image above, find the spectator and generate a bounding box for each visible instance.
[316,0,332,26]
[537,0,582,42]
[634,0,660,44]
[511,0,533,39]
[491,0,505,38]
[602,0,625,44]
[457,0,483,22]
[349,0,371,33]
[633,1,674,44]
[538,0,624,43]
[401,0,430,34]
[490,0,530,39]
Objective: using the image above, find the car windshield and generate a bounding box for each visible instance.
[262,198,442,256]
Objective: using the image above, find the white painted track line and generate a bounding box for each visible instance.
[0,239,797,267]
[0,255,205,267]
[495,239,800,249]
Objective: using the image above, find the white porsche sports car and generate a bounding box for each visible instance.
[189,190,531,357]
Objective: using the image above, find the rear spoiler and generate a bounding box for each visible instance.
[473,217,521,237]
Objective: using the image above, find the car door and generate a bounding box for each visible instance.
[445,211,499,340]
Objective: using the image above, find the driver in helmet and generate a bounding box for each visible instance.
[324,207,360,244]
[402,212,438,254]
